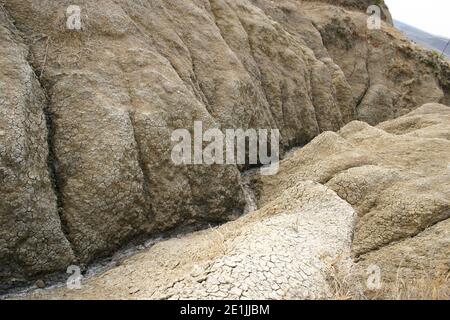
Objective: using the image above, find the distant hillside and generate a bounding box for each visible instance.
[394,20,450,58]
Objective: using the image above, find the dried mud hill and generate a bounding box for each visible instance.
[10,103,449,300]
[1,0,449,291]
[256,103,450,288]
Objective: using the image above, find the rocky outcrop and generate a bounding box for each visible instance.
[0,7,74,290]
[301,1,450,125]
[0,0,449,291]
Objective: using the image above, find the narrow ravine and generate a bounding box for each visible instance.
[1,168,263,299]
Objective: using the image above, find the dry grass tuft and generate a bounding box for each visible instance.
[325,257,450,300]
[366,272,450,300]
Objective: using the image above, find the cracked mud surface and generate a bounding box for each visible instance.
[11,181,356,300]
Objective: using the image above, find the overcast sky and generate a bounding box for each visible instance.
[385,0,450,38]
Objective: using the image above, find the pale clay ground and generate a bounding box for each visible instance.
[12,180,356,300]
